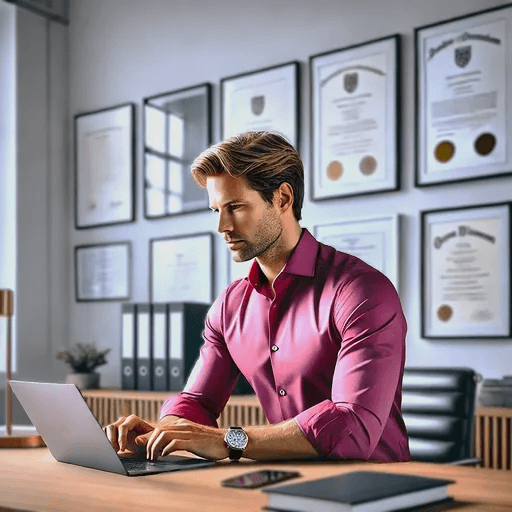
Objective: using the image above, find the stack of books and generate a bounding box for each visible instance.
[263,470,455,512]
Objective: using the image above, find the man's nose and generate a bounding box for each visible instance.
[217,211,233,234]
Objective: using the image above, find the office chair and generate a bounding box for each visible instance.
[402,367,481,465]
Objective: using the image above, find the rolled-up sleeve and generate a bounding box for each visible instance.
[295,272,407,460]
[160,290,240,426]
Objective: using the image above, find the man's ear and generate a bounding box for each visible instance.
[276,183,294,213]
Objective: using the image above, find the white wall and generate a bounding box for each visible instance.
[64,0,512,387]
[15,8,69,383]
[0,5,68,423]
[0,1,17,373]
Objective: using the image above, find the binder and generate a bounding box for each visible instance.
[121,303,137,390]
[136,303,152,390]
[152,303,168,391]
[168,303,210,392]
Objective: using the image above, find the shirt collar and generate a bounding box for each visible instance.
[246,228,318,288]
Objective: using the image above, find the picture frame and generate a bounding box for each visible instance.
[221,61,300,150]
[74,103,135,229]
[143,83,212,218]
[421,202,511,339]
[150,232,214,304]
[314,215,400,290]
[75,242,131,302]
[415,3,512,187]
[310,34,400,201]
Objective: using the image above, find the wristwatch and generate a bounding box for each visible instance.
[224,426,249,461]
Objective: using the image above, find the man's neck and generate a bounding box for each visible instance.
[257,223,302,293]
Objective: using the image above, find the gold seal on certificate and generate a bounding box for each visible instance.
[359,155,378,176]
[311,35,399,200]
[422,203,510,339]
[437,305,453,322]
[415,4,512,185]
[326,161,344,181]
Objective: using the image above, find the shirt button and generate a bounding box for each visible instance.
[271,345,279,352]
[279,389,286,396]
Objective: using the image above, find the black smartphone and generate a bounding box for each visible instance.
[221,469,301,489]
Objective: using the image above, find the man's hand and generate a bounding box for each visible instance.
[136,417,229,461]
[104,415,155,458]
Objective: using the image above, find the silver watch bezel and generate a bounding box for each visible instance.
[224,426,248,451]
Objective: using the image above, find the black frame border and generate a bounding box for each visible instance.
[74,102,136,230]
[414,3,512,188]
[220,60,301,153]
[309,33,401,202]
[142,82,213,220]
[149,232,215,304]
[74,241,132,302]
[420,201,512,340]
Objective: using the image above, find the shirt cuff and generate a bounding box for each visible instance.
[160,395,218,427]
[295,399,352,457]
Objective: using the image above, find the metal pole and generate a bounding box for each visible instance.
[6,314,12,436]
[1,290,14,436]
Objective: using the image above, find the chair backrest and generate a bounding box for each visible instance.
[402,367,477,463]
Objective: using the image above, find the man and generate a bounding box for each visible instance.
[106,131,409,463]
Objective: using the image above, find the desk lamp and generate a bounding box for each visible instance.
[0,289,44,448]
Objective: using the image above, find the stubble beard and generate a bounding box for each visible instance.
[231,209,283,263]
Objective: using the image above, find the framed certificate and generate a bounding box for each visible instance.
[310,34,400,201]
[314,215,399,290]
[421,202,511,339]
[150,232,214,304]
[143,83,212,218]
[74,103,135,229]
[221,61,300,149]
[75,242,131,302]
[415,4,512,186]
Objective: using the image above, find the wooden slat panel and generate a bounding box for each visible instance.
[503,417,509,470]
[474,413,482,464]
[493,416,499,469]
[483,415,491,469]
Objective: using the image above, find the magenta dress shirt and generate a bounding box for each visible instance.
[160,229,410,461]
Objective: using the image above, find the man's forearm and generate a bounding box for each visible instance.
[243,419,319,460]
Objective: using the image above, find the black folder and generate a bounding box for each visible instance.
[121,303,137,390]
[136,303,152,391]
[152,303,168,391]
[168,303,209,392]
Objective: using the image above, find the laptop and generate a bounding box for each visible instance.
[9,380,215,476]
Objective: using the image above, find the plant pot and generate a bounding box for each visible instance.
[65,372,100,390]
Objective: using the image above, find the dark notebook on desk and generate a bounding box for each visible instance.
[263,470,455,512]
[10,380,214,476]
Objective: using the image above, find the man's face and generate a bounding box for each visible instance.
[207,174,283,262]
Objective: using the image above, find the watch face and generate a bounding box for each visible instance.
[226,428,248,450]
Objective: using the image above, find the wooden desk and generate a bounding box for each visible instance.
[82,390,512,471]
[1,448,512,512]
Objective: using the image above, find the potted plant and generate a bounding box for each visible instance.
[56,343,111,389]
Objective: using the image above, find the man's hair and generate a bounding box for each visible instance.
[191,131,304,221]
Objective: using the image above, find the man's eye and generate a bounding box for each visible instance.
[229,204,241,212]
